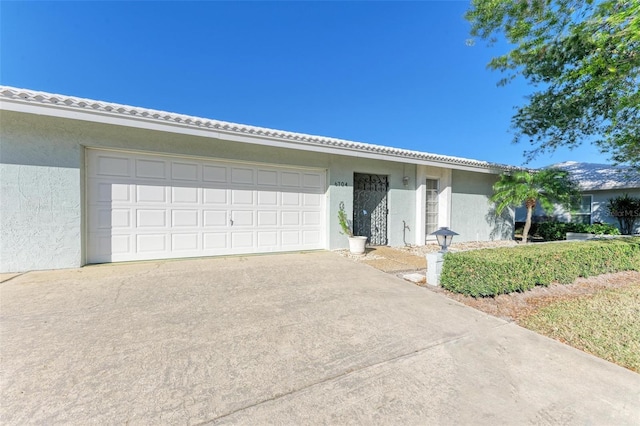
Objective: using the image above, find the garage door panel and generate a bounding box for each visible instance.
[202,165,228,183]
[97,156,131,177]
[231,232,253,248]
[203,188,227,204]
[231,210,253,226]
[302,211,321,226]
[136,185,166,203]
[92,182,131,203]
[258,231,278,247]
[203,210,227,227]
[172,210,198,227]
[171,186,198,203]
[281,211,300,226]
[231,189,253,205]
[95,234,132,255]
[303,193,322,206]
[303,173,323,189]
[257,191,277,205]
[136,234,167,252]
[303,230,321,245]
[257,211,278,226]
[87,149,325,263]
[172,233,199,251]
[135,159,167,180]
[111,235,132,254]
[281,172,300,187]
[281,231,300,246]
[112,209,132,228]
[94,210,112,230]
[282,192,300,206]
[95,209,131,229]
[231,168,254,185]
[171,162,199,181]
[137,209,167,227]
[257,169,278,186]
[204,232,227,249]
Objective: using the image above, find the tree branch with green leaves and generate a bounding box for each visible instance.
[467,0,640,169]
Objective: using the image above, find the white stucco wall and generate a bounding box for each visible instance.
[1,110,427,272]
[450,169,513,242]
[1,112,83,272]
[325,155,417,249]
[1,109,512,272]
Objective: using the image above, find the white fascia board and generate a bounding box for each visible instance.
[1,98,503,174]
[218,129,502,173]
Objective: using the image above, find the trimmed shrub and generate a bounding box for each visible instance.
[440,238,640,297]
[586,223,622,235]
[536,222,620,241]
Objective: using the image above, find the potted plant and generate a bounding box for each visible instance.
[338,201,367,254]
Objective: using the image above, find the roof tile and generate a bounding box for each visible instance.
[0,86,518,171]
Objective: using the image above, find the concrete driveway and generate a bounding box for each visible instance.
[1,252,639,425]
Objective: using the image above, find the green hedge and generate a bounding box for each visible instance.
[440,238,640,297]
[536,222,620,241]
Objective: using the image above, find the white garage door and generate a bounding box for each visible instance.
[86,149,326,263]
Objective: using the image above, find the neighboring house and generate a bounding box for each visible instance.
[515,161,640,233]
[1,86,516,273]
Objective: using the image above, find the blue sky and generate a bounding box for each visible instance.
[1,1,607,168]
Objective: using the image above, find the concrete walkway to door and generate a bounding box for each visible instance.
[359,246,427,272]
[1,252,639,424]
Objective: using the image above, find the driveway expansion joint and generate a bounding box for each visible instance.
[203,333,473,424]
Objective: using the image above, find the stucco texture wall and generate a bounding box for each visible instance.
[450,169,513,242]
[1,110,424,271]
[1,111,83,272]
[326,156,416,249]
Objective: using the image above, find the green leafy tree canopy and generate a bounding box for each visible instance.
[467,0,640,168]
[491,168,580,242]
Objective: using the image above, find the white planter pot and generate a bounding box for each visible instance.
[348,236,367,254]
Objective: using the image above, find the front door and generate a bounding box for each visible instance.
[353,173,388,245]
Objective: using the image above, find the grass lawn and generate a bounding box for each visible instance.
[519,284,640,373]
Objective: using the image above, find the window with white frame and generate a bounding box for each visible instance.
[572,195,592,224]
[425,179,439,238]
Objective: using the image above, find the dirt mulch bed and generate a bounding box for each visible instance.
[421,270,640,322]
[399,240,518,256]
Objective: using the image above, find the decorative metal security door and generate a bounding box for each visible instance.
[353,173,388,245]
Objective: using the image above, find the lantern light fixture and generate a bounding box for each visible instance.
[430,227,459,252]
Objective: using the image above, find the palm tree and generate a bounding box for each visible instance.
[491,168,580,243]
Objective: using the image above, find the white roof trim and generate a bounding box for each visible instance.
[0,86,518,173]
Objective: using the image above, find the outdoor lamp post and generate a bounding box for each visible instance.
[426,227,458,286]
[430,227,459,252]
